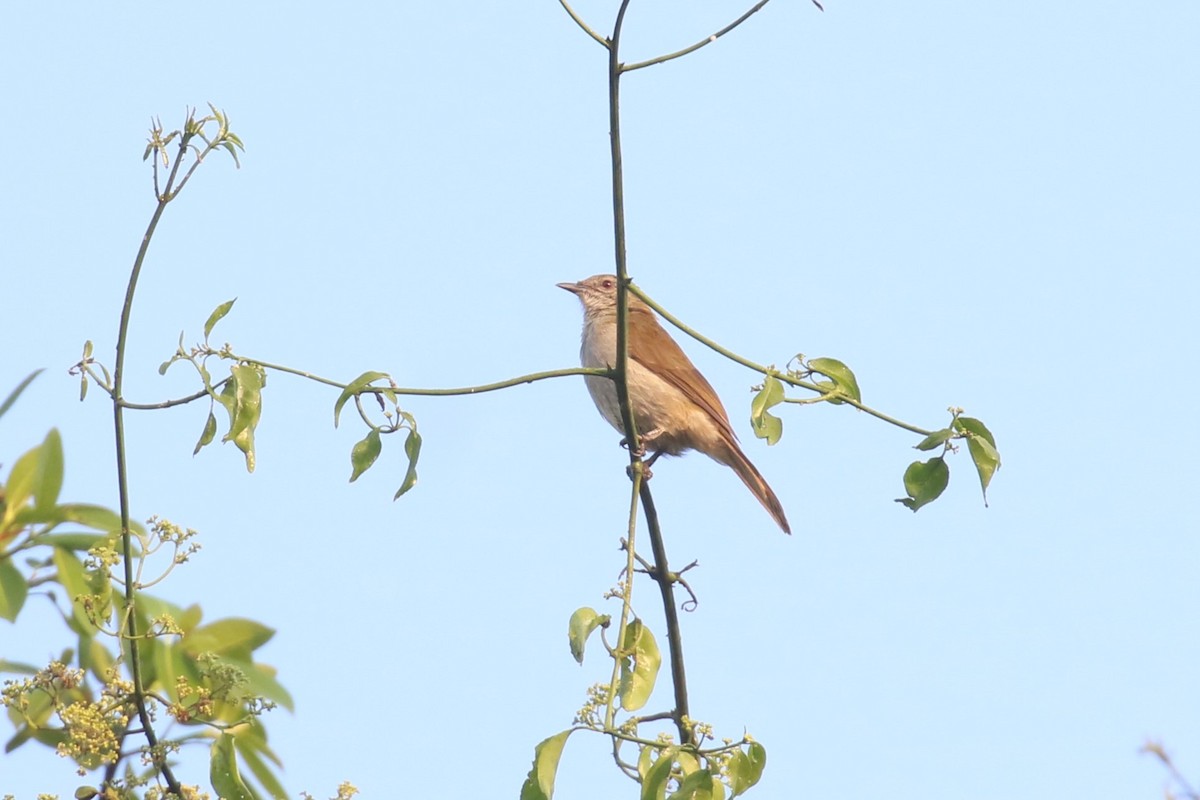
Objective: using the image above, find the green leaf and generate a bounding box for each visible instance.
[954,417,1000,504]
[618,618,662,712]
[211,733,255,800]
[520,730,574,800]
[194,411,218,455]
[333,370,390,428]
[641,747,676,800]
[808,357,862,403]
[727,742,767,797]
[0,558,29,622]
[896,456,950,512]
[349,429,382,483]
[749,374,785,445]
[669,769,719,800]
[204,298,237,341]
[32,429,64,512]
[394,429,422,499]
[235,728,288,800]
[567,607,609,664]
[913,428,955,452]
[51,548,97,634]
[0,369,43,420]
[183,618,276,658]
[222,364,264,472]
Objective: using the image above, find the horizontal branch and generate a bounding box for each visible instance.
[231,354,614,397]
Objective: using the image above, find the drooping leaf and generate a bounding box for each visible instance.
[749,374,785,445]
[191,410,218,456]
[333,371,390,428]
[222,364,264,472]
[567,607,609,665]
[349,429,382,483]
[896,456,949,512]
[954,416,1001,504]
[618,618,662,712]
[808,357,862,403]
[394,429,422,499]
[520,729,575,800]
[211,733,255,800]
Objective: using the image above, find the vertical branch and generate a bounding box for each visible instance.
[607,0,692,746]
[609,0,639,452]
[109,134,192,797]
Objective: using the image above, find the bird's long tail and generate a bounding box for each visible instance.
[713,438,791,534]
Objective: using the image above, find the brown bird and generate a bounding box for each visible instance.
[559,274,791,534]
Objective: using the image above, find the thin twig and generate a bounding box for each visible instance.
[623,0,773,72]
[558,0,610,48]
[112,129,190,797]
[629,283,935,437]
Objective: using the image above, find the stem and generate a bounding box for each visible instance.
[639,482,690,743]
[610,0,639,454]
[605,464,643,732]
[629,284,936,437]
[112,137,190,794]
[608,0,691,747]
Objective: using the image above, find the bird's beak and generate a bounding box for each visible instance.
[556,281,582,295]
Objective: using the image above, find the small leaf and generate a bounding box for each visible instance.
[194,411,218,455]
[349,429,382,483]
[333,370,390,428]
[0,558,29,622]
[394,429,422,499]
[567,607,609,664]
[210,732,254,800]
[808,357,862,403]
[618,619,662,712]
[520,730,575,800]
[203,298,237,341]
[896,456,949,512]
[749,374,785,445]
[954,417,1000,504]
[914,428,956,452]
[0,369,43,420]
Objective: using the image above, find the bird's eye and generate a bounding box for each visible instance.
[601,279,614,289]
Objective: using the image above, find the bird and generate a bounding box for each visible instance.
[558,274,791,534]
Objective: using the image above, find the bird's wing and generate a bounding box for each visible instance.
[627,306,739,442]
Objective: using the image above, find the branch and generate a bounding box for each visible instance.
[628,283,936,437]
[219,353,611,397]
[622,0,773,73]
[558,0,609,48]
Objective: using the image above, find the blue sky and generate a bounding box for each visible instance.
[2,2,1198,798]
